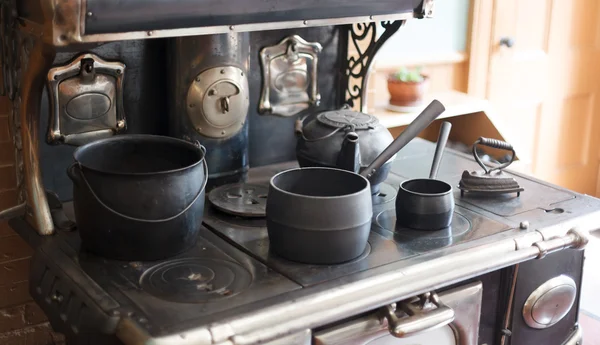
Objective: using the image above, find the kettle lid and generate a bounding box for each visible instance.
[316,107,379,130]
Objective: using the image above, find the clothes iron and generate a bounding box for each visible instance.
[458,137,524,197]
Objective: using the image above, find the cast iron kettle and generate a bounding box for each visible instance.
[295,105,395,194]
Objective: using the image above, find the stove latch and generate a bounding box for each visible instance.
[382,291,455,338]
[187,66,249,139]
[47,53,126,146]
[259,35,322,117]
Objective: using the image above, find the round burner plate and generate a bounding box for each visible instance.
[372,183,397,206]
[209,183,268,217]
[374,209,472,252]
[270,242,372,266]
[140,258,251,303]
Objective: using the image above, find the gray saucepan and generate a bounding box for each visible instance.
[266,100,446,264]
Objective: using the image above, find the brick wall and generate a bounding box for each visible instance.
[0,96,65,344]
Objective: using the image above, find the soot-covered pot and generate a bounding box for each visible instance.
[295,106,395,194]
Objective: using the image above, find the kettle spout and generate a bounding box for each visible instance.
[337,132,361,173]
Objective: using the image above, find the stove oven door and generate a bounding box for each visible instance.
[314,281,482,345]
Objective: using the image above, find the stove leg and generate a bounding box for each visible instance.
[2,14,56,234]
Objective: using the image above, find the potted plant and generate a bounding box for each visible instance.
[387,66,429,107]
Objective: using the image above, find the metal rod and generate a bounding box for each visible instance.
[429,121,452,179]
[361,99,445,179]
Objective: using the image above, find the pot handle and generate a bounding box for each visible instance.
[67,153,208,223]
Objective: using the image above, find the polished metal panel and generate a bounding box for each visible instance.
[187,66,249,139]
[47,53,126,146]
[259,35,322,117]
[313,282,482,345]
[522,275,577,329]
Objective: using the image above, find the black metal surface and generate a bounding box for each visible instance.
[68,135,207,260]
[204,206,416,287]
[169,33,251,189]
[27,225,300,340]
[266,167,372,264]
[373,206,509,253]
[391,148,576,219]
[508,250,584,345]
[84,0,422,34]
[38,29,340,200]
[208,183,268,217]
[140,258,253,303]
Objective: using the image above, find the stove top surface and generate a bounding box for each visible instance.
[22,139,592,342]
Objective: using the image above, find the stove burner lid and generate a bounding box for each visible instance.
[140,258,252,303]
[372,183,397,206]
[316,109,378,130]
[374,209,471,252]
[208,183,268,217]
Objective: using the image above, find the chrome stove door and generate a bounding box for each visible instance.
[314,281,482,345]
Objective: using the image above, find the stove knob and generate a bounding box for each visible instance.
[522,275,576,329]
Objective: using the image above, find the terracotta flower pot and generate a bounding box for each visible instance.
[387,75,429,107]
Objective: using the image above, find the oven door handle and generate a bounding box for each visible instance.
[383,291,455,338]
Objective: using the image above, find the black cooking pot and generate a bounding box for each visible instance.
[67,135,207,261]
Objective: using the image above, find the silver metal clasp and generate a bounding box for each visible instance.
[382,291,455,338]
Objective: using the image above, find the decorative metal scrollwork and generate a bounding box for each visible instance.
[338,21,403,112]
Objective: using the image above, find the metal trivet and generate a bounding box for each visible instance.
[374,209,471,252]
[372,182,397,206]
[459,137,524,197]
[208,183,268,217]
[140,258,252,303]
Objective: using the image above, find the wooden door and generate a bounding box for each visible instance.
[482,0,600,195]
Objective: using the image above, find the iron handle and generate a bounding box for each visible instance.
[499,37,515,48]
[383,292,455,338]
[473,137,516,173]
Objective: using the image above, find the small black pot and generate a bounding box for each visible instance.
[395,178,454,230]
[67,135,207,261]
[395,121,455,230]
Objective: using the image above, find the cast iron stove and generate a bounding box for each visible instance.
[15,139,585,344]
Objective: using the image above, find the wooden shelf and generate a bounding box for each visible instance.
[371,90,534,174]
[371,90,490,129]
